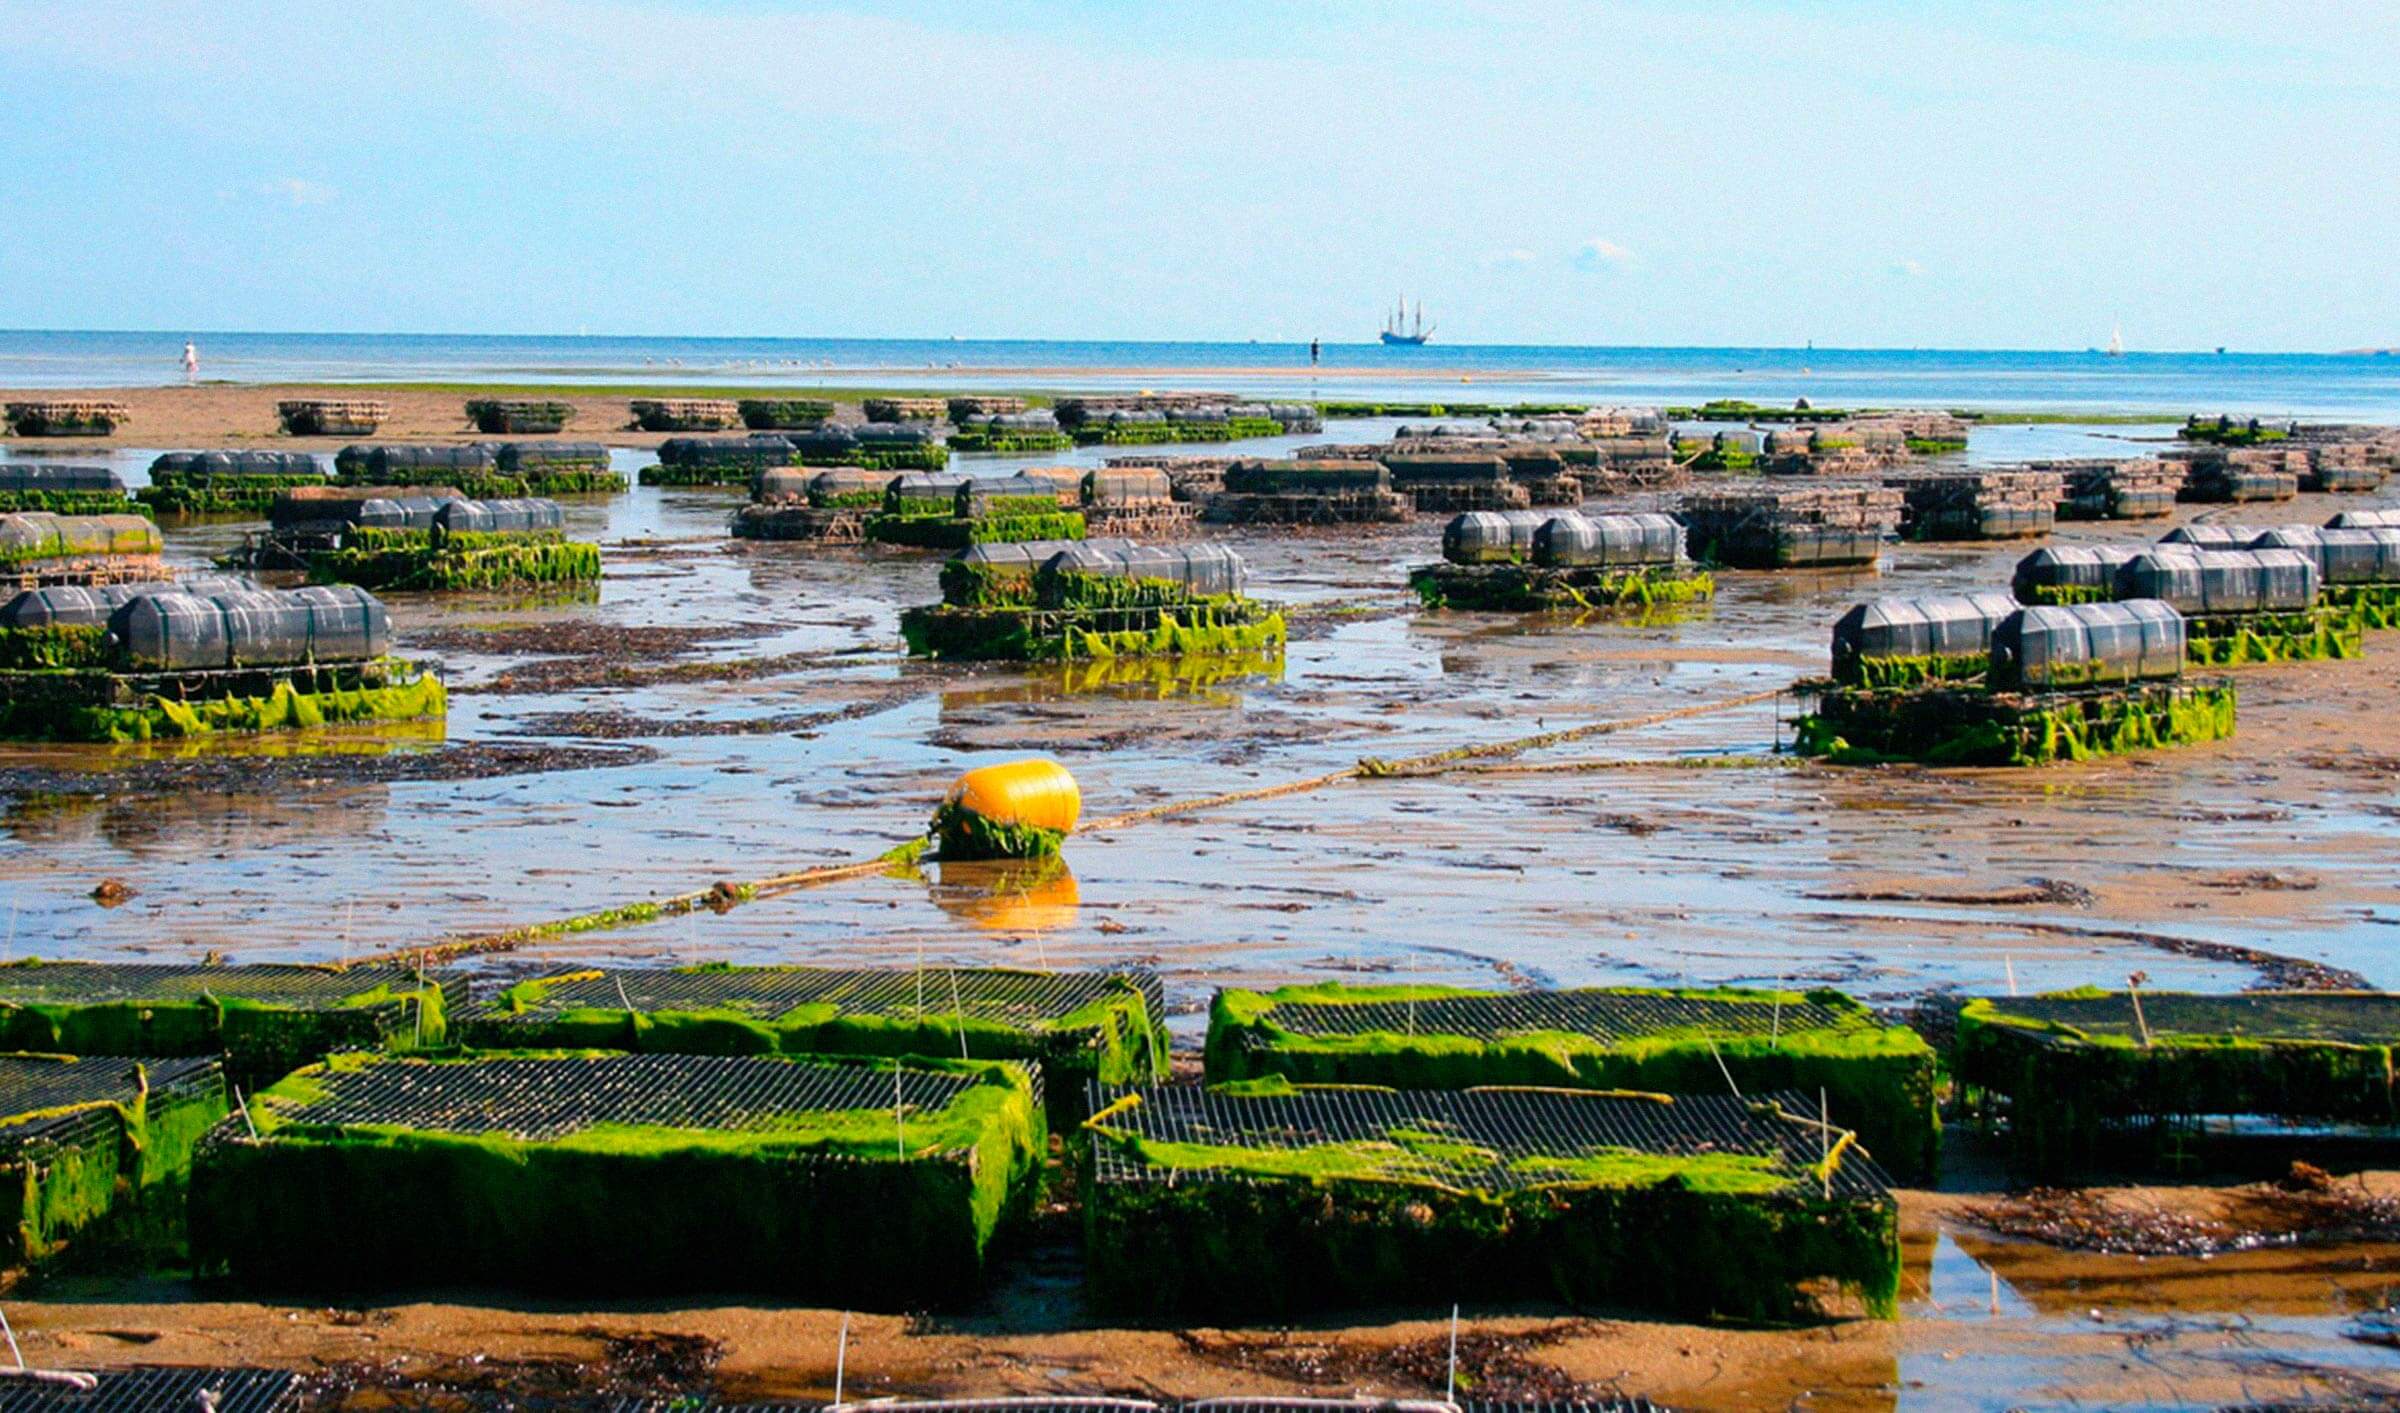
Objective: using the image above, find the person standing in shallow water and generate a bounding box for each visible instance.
[181,340,199,385]
[1309,338,1320,366]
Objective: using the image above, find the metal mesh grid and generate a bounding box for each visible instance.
[0,1367,297,1412]
[1086,1084,1890,1201]
[264,1053,996,1143]
[1982,993,2400,1046]
[0,962,442,1010]
[617,1403,1668,1413]
[1252,991,1860,1047]
[0,1055,221,1152]
[473,966,1161,1039]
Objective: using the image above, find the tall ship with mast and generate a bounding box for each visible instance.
[1380,298,1433,346]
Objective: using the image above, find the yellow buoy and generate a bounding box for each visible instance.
[933,757,1081,860]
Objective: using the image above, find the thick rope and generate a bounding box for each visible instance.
[371,684,1787,966]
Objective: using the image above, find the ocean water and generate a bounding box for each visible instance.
[7,329,2400,418]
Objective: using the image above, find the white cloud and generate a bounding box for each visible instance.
[1482,248,1538,269]
[1573,238,1633,271]
[259,177,336,207]
[1891,258,1927,277]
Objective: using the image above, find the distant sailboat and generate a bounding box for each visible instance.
[1380,298,1433,347]
[2106,325,2125,357]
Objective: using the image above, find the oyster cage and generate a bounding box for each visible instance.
[1206,986,1940,1184]
[192,1052,1046,1302]
[0,1367,298,1412]
[1958,991,2400,1177]
[0,1053,221,1147]
[0,961,455,1089]
[1,1054,228,1270]
[471,965,1160,1043]
[464,966,1164,1119]
[1080,1083,1900,1320]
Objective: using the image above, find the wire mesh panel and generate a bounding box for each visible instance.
[0,961,439,1010]
[464,967,1161,1116]
[0,1367,299,1413]
[0,1054,220,1150]
[1207,986,1938,1182]
[472,966,1161,1037]
[268,1052,987,1141]
[1256,990,1859,1048]
[1088,1084,1890,1200]
[613,1399,1673,1413]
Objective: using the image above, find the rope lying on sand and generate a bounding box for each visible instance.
[369,684,1789,966]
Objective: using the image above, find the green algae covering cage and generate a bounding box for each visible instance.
[0,1366,300,1412]
[462,965,1169,1122]
[1206,984,1939,1183]
[1082,1081,1897,1323]
[0,1054,227,1272]
[0,961,456,1091]
[191,1050,1045,1304]
[1956,990,2400,1177]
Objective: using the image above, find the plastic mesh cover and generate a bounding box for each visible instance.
[1087,1084,1891,1200]
[0,465,123,493]
[260,1053,998,1142]
[1534,514,1683,569]
[1991,599,2185,690]
[1976,992,2400,1047]
[476,966,1162,1038]
[0,962,432,1009]
[0,1367,298,1413]
[0,1054,221,1150]
[1832,593,2020,663]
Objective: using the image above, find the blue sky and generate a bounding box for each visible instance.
[1,0,2394,350]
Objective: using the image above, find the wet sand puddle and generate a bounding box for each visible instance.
[4,427,2400,1403]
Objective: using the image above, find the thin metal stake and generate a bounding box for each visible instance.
[1820,1087,1832,1201]
[2129,976,2153,1047]
[1988,1269,2000,1316]
[0,1304,21,1368]
[893,1062,905,1158]
[2005,956,2018,997]
[1706,1036,1742,1099]
[834,1310,850,1406]
[1445,1303,1460,1402]
[234,1087,257,1139]
[949,971,970,1061]
[1771,974,1785,1049]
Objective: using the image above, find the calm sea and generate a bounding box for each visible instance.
[5,329,2400,418]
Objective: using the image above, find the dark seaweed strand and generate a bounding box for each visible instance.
[1264,991,1859,1043]
[0,1054,221,1152]
[0,962,441,1008]
[270,1053,986,1141]
[1085,1083,1892,1200]
[1986,993,2400,1046]
[477,966,1162,1031]
[0,1368,297,1413]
